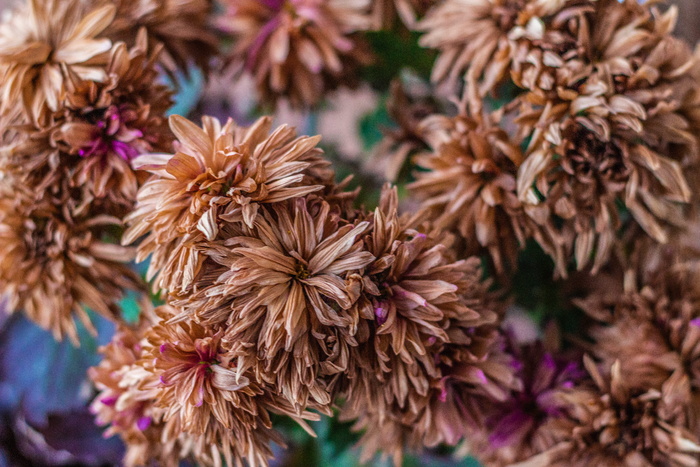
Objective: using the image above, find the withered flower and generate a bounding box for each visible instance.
[521,358,700,467]
[577,261,700,430]
[177,197,374,410]
[53,36,173,212]
[89,318,173,467]
[0,0,115,121]
[470,341,585,466]
[140,305,312,466]
[103,0,218,76]
[514,0,700,272]
[0,189,141,344]
[409,109,558,274]
[343,189,518,464]
[417,0,567,92]
[123,114,329,295]
[217,0,374,107]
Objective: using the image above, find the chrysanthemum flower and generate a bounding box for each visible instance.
[409,110,559,274]
[523,358,700,467]
[123,114,330,294]
[217,0,374,107]
[139,306,313,465]
[418,0,567,92]
[0,189,141,343]
[341,187,519,463]
[513,0,700,272]
[175,197,374,409]
[103,0,218,75]
[578,261,700,430]
[89,318,172,467]
[0,0,115,121]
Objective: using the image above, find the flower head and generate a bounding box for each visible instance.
[0,0,115,120]
[176,197,374,409]
[123,114,330,294]
[218,0,374,107]
[0,189,141,343]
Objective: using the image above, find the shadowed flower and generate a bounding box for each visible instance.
[520,358,700,467]
[175,197,374,410]
[0,0,115,121]
[409,109,558,274]
[123,114,330,295]
[578,260,700,433]
[0,190,141,343]
[470,341,585,466]
[341,188,519,464]
[103,0,218,76]
[513,0,700,273]
[217,0,374,107]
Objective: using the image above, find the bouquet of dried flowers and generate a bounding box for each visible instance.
[1,0,700,466]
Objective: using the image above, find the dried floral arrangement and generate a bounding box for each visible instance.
[1,0,700,466]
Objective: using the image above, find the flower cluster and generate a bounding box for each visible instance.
[0,0,207,339]
[399,0,700,276]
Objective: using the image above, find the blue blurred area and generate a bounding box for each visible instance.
[0,311,124,466]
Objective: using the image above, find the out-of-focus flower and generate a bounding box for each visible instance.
[175,197,373,410]
[470,341,585,466]
[0,0,115,121]
[0,190,141,344]
[409,109,559,274]
[217,0,374,108]
[102,0,218,76]
[578,260,700,432]
[342,187,519,464]
[369,78,439,182]
[521,358,700,467]
[123,114,330,295]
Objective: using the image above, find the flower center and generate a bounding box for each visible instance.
[295,262,310,280]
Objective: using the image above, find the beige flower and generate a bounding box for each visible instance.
[0,0,114,121]
[123,114,329,295]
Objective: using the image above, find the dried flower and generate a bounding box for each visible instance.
[520,358,700,467]
[513,0,700,273]
[0,0,115,121]
[123,114,330,295]
[0,190,141,343]
[342,189,519,463]
[217,0,374,107]
[140,306,313,466]
[577,261,700,433]
[470,342,585,466]
[417,0,566,92]
[176,197,374,409]
[103,0,218,76]
[409,109,558,274]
